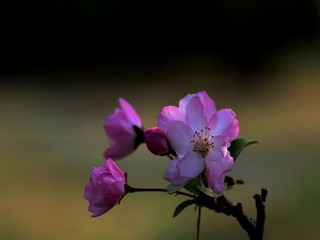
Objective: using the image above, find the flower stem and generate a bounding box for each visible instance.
[196,204,202,240]
[125,184,195,198]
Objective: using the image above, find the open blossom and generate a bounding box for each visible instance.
[104,98,144,160]
[158,91,239,194]
[84,158,126,217]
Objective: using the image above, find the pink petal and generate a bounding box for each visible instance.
[105,125,134,146]
[197,91,217,119]
[179,91,216,120]
[89,205,109,217]
[119,98,142,127]
[177,150,205,178]
[157,106,182,133]
[165,158,191,186]
[178,93,196,114]
[104,136,134,159]
[184,96,207,131]
[209,109,239,141]
[205,152,234,195]
[167,121,193,157]
[84,183,94,201]
[104,109,133,137]
[106,159,126,182]
[205,135,229,161]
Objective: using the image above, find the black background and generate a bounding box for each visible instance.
[1,0,319,77]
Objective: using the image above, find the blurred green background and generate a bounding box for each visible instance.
[0,1,320,239]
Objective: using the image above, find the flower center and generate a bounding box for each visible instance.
[190,127,214,158]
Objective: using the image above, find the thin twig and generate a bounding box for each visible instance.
[125,184,195,198]
[196,204,201,240]
[196,204,202,240]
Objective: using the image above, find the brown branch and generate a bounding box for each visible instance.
[201,188,268,240]
[253,188,267,240]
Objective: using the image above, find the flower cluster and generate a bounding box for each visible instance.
[83,91,263,240]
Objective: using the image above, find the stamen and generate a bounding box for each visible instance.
[191,127,214,158]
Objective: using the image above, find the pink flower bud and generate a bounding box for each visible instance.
[84,159,126,217]
[145,127,169,155]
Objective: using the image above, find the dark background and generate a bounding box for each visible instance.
[1,0,319,77]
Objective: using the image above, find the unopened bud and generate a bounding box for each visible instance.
[145,127,169,155]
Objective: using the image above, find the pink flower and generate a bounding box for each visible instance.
[104,98,144,160]
[159,91,239,195]
[144,127,170,155]
[84,158,126,217]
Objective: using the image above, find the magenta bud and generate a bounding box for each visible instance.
[84,158,126,217]
[145,127,169,155]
